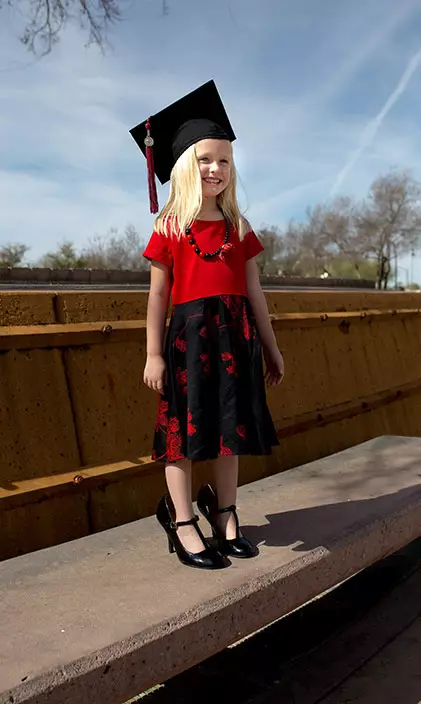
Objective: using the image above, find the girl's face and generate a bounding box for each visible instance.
[195,139,232,198]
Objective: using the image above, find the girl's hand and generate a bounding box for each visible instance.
[263,346,284,386]
[144,354,166,394]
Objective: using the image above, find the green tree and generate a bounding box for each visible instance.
[323,258,377,280]
[39,241,88,268]
[0,242,30,267]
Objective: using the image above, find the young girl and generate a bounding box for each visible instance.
[130,81,284,570]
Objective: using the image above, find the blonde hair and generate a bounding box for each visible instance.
[154,142,248,239]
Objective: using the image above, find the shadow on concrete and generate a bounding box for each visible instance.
[241,484,421,554]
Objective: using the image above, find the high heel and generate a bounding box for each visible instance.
[197,484,258,559]
[156,495,228,570]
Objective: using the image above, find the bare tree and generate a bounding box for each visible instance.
[277,211,331,278]
[0,242,30,267]
[255,226,284,275]
[257,219,333,278]
[273,221,307,276]
[279,174,421,287]
[1,0,170,55]
[1,0,121,55]
[299,206,333,276]
[274,201,376,281]
[82,223,147,269]
[307,198,371,278]
[357,171,421,289]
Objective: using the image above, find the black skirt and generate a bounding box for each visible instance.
[152,294,279,463]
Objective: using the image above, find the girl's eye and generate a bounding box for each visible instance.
[199,157,209,163]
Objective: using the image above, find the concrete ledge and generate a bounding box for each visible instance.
[1,436,421,704]
[0,267,375,288]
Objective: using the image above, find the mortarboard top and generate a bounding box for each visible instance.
[129,80,236,213]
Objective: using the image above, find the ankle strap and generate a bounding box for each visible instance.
[172,515,199,529]
[216,504,236,514]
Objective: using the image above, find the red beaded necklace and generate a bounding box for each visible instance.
[185,215,233,261]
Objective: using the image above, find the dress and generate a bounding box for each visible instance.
[143,219,279,463]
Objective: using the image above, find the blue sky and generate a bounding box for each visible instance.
[1,0,421,282]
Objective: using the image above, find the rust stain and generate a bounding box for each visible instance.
[107,372,116,399]
[339,319,351,334]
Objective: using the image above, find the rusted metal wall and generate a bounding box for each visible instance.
[1,290,421,560]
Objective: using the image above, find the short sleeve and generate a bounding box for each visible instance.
[143,231,173,268]
[243,230,264,261]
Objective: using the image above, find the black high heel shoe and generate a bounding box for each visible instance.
[156,495,228,570]
[197,484,259,559]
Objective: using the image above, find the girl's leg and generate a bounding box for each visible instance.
[212,455,239,540]
[165,459,205,553]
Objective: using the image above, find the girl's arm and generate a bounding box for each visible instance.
[246,258,284,386]
[144,261,171,393]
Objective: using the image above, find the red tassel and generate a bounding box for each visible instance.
[145,118,159,215]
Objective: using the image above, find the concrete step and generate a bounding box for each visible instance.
[130,539,421,704]
[1,435,421,704]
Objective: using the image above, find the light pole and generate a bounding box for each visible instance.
[391,242,398,290]
[396,265,409,288]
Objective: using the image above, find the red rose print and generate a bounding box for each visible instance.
[187,410,196,436]
[156,399,168,430]
[199,326,208,338]
[167,432,184,462]
[213,314,220,325]
[175,337,187,352]
[176,367,188,394]
[221,351,237,376]
[242,307,252,340]
[200,352,210,375]
[236,425,246,440]
[220,436,233,456]
[221,295,240,319]
[168,417,180,434]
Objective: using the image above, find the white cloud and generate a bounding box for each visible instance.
[0,169,153,258]
[331,47,421,195]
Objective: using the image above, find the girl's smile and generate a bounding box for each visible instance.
[195,139,231,197]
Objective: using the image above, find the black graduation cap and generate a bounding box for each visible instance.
[129,80,236,213]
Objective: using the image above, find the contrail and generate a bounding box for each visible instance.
[330,48,421,197]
